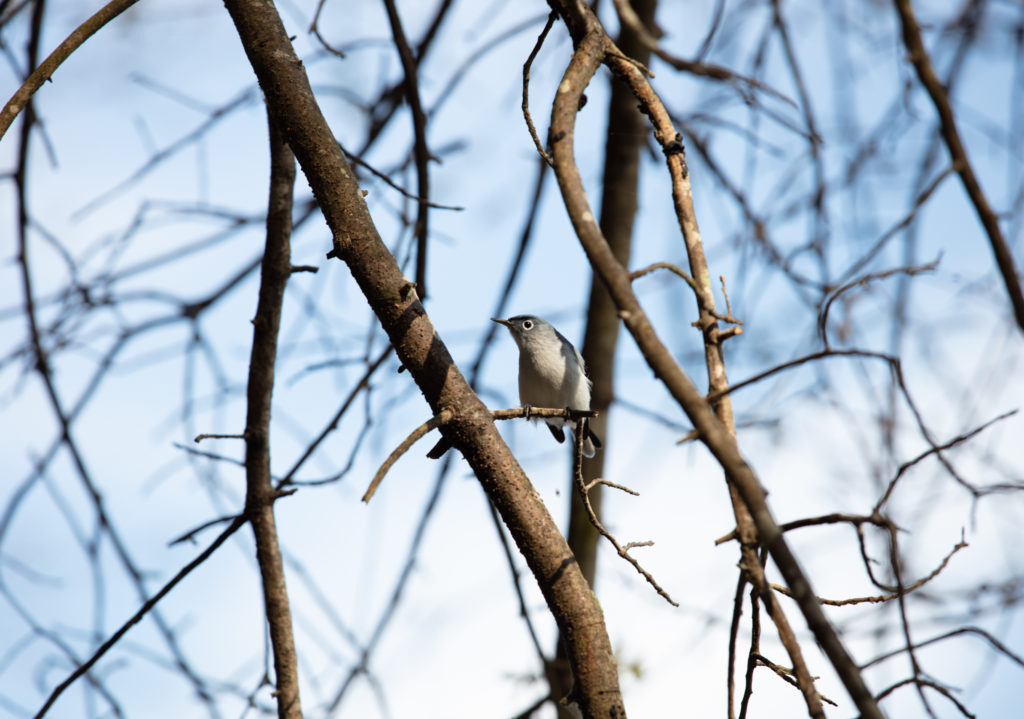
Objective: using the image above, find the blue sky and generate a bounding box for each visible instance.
[2,1,1023,717]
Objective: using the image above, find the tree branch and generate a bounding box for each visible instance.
[221,2,625,716]
[893,0,1024,331]
[242,108,302,719]
[545,2,883,717]
[0,0,142,143]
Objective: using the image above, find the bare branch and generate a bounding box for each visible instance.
[0,0,142,142]
[522,11,556,167]
[33,518,247,719]
[893,0,1024,332]
[222,3,628,714]
[547,3,882,715]
[242,109,302,718]
[362,409,452,503]
[570,421,677,606]
[383,0,433,299]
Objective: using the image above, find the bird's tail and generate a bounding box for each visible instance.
[580,420,602,458]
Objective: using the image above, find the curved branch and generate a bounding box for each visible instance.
[0,0,141,143]
[545,3,883,717]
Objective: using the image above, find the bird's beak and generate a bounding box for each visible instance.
[490,317,512,328]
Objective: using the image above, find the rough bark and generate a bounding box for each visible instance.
[222,1,625,716]
[546,2,883,717]
[244,111,302,719]
[554,1,657,712]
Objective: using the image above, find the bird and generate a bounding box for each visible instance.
[491,315,602,457]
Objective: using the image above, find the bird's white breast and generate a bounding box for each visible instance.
[518,339,591,422]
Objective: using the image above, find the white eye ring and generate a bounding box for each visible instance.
[522,319,534,330]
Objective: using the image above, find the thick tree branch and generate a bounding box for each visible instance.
[221,2,624,716]
[545,2,883,717]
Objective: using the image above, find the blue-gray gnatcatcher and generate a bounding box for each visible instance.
[492,315,602,457]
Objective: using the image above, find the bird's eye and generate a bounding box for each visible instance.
[522,320,533,330]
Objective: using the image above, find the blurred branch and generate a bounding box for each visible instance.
[342,144,463,210]
[33,516,247,718]
[326,456,452,713]
[610,0,792,106]
[819,261,941,347]
[383,0,433,300]
[522,11,556,167]
[863,625,1024,671]
[771,532,967,606]
[894,0,1024,331]
[16,4,213,713]
[874,676,974,716]
[279,346,391,486]
[874,409,1018,510]
[706,348,899,404]
[73,88,257,219]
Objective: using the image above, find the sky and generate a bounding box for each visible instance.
[2,1,1023,718]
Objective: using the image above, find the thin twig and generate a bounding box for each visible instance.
[818,259,940,347]
[342,145,463,210]
[754,654,839,707]
[0,0,142,142]
[383,0,433,299]
[366,406,597,501]
[630,261,743,325]
[771,532,967,605]
[194,432,245,442]
[33,517,247,719]
[362,410,452,502]
[609,0,793,106]
[862,625,1024,671]
[278,346,392,486]
[522,11,556,167]
[875,410,1018,511]
[570,421,677,605]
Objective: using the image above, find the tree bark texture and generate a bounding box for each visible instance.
[554,2,657,712]
[244,111,302,719]
[222,1,625,716]
[546,2,883,717]
[572,0,658,590]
